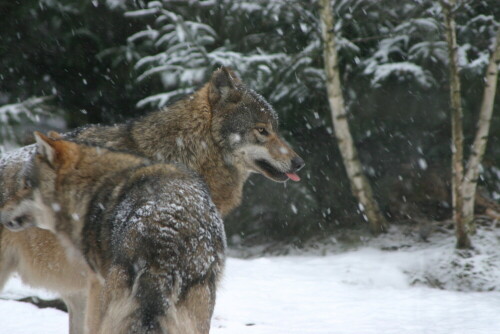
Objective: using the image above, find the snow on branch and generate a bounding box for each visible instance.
[369,62,435,88]
[0,96,53,145]
[136,88,193,109]
[409,41,448,64]
[0,96,51,124]
[395,18,442,36]
[127,29,159,44]
[124,8,159,18]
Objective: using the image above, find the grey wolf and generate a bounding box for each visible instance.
[19,132,225,333]
[0,67,304,332]
[66,66,304,216]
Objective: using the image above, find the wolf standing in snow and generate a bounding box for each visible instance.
[0,67,304,332]
[19,132,225,334]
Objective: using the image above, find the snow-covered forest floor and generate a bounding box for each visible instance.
[1,220,499,333]
[230,216,500,292]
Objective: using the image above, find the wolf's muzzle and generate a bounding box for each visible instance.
[291,156,305,172]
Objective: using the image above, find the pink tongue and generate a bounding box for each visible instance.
[286,173,301,182]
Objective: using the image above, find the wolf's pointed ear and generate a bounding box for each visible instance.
[208,66,242,106]
[34,131,79,169]
[34,131,57,166]
[48,131,63,139]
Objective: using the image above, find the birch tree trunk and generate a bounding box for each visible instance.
[462,27,500,233]
[441,0,471,249]
[319,0,387,234]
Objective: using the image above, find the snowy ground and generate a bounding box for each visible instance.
[1,223,500,334]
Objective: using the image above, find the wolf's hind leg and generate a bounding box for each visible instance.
[98,266,159,334]
[83,276,104,334]
[165,279,217,334]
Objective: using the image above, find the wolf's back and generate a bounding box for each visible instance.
[107,168,226,286]
[84,165,225,333]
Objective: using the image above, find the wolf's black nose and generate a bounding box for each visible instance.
[291,156,305,171]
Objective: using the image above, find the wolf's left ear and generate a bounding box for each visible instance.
[34,131,78,168]
[208,66,242,106]
[34,131,57,166]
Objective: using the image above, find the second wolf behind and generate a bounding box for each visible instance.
[24,132,226,334]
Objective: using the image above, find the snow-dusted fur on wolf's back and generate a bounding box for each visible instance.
[28,133,225,334]
[0,66,303,333]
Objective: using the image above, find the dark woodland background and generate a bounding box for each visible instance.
[0,0,499,245]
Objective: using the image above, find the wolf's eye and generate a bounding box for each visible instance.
[257,127,269,136]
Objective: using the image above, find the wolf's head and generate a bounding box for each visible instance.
[23,132,88,240]
[26,132,147,254]
[0,133,85,235]
[208,67,305,182]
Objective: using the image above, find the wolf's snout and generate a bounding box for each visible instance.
[4,215,32,232]
[284,156,305,182]
[291,156,305,172]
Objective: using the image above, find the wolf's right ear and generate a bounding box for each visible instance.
[208,66,242,106]
[34,132,57,167]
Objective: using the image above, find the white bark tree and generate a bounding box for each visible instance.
[319,0,387,234]
[441,0,470,249]
[441,0,499,249]
[462,27,500,234]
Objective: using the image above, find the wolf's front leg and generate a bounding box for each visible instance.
[84,276,105,334]
[62,292,87,334]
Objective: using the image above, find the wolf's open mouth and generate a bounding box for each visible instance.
[255,159,289,182]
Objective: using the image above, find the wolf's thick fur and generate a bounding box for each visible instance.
[0,67,304,332]
[26,133,225,333]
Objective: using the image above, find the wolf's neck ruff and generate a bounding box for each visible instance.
[129,84,247,217]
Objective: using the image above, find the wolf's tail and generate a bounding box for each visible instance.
[132,268,175,334]
[99,266,177,334]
